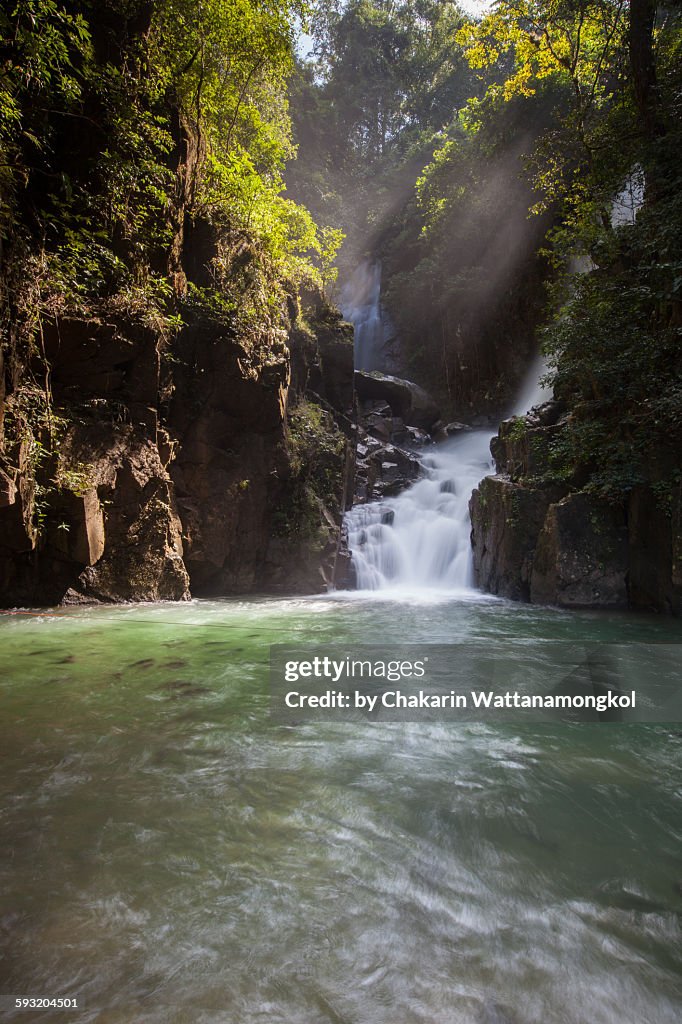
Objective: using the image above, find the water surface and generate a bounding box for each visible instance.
[1,596,681,1023]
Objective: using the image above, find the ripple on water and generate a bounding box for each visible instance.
[0,597,680,1022]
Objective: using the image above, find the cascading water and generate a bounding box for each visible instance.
[345,354,552,594]
[345,431,494,591]
[340,261,393,372]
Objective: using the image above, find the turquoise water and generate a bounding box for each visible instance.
[1,595,681,1023]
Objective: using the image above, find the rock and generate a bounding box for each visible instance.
[524,398,565,428]
[317,319,355,413]
[0,473,36,554]
[354,370,440,431]
[392,423,433,448]
[0,468,17,506]
[433,421,473,442]
[47,488,105,567]
[365,413,391,442]
[0,245,352,605]
[493,418,563,480]
[353,435,422,503]
[361,399,393,417]
[356,437,384,460]
[372,478,413,497]
[376,443,421,481]
[530,493,628,608]
[470,475,561,601]
[626,484,682,614]
[472,412,681,614]
[65,429,190,602]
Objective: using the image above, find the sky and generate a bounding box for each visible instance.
[458,1,492,12]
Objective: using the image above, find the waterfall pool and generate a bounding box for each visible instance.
[1,596,681,1023]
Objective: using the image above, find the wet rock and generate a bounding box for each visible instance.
[433,421,473,443]
[392,424,433,448]
[366,413,391,442]
[530,493,629,608]
[353,434,422,503]
[470,475,562,601]
[354,370,440,430]
[372,478,413,497]
[370,444,421,493]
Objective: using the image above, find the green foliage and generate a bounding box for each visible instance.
[542,221,682,500]
[287,397,345,479]
[289,1,553,414]
[287,0,479,279]
[1,0,339,327]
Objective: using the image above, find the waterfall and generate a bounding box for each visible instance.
[345,359,552,594]
[344,431,494,592]
[340,261,392,372]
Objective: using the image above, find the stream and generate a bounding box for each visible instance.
[1,597,681,1023]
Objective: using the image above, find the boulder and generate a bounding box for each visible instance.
[354,370,440,431]
[392,423,433,448]
[530,493,628,608]
[432,421,471,442]
[365,413,391,442]
[354,436,422,503]
[470,475,561,601]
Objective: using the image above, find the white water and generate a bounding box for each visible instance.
[345,430,494,591]
[341,261,392,371]
[346,354,553,593]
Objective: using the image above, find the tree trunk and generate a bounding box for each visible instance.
[629,0,663,139]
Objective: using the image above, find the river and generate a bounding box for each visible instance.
[1,595,681,1023]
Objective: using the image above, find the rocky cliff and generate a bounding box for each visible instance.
[470,404,682,614]
[0,1,358,608]
[0,293,354,607]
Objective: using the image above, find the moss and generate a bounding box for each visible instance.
[272,398,345,540]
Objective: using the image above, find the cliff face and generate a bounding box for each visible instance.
[470,405,682,614]
[0,1,358,608]
[0,295,354,607]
